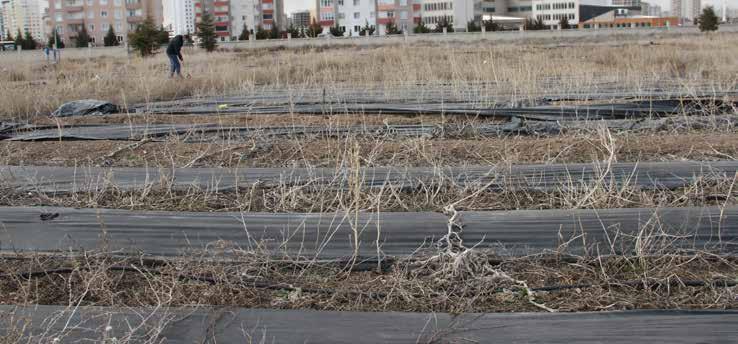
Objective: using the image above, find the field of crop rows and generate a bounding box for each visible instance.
[1,33,738,342]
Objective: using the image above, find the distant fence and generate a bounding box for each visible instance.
[1,24,736,64]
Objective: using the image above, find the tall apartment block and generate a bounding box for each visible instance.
[316,0,418,36]
[290,9,310,29]
[46,0,163,46]
[1,0,44,42]
[193,0,284,41]
[162,0,195,35]
[670,0,701,21]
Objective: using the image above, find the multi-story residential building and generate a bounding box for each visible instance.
[291,9,310,29]
[341,0,378,36]
[231,0,285,36]
[47,0,163,46]
[670,0,700,21]
[162,0,195,35]
[420,0,454,28]
[316,0,416,36]
[0,6,5,39]
[640,1,661,17]
[194,0,230,40]
[424,0,533,31]
[1,0,44,42]
[376,0,414,33]
[194,0,283,42]
[611,0,639,6]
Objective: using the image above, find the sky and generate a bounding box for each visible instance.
[285,0,313,13]
[283,0,727,14]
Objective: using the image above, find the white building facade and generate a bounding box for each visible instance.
[163,0,195,36]
[337,0,376,36]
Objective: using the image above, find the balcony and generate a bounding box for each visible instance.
[126,2,142,10]
[127,16,144,23]
[66,18,84,25]
[213,1,229,6]
[65,5,83,12]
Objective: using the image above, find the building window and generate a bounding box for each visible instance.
[353,0,359,5]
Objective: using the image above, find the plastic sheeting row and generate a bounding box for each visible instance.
[1,161,736,193]
[2,305,737,343]
[0,206,734,257]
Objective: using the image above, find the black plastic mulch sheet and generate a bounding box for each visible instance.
[0,206,735,257]
[2,305,737,343]
[1,161,736,193]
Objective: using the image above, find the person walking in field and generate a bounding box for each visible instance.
[166,34,186,78]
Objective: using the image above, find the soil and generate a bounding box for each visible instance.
[0,253,735,313]
[2,132,736,168]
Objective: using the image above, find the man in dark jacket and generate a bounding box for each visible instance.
[166,35,186,78]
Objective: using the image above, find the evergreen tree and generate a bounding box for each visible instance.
[269,28,280,39]
[47,29,65,49]
[238,24,250,40]
[559,17,571,30]
[286,24,300,38]
[385,20,401,34]
[306,20,323,37]
[22,30,36,49]
[255,25,268,39]
[467,20,481,32]
[157,25,170,44]
[482,20,500,32]
[359,20,375,36]
[5,30,12,42]
[74,26,90,48]
[196,12,218,51]
[128,17,160,56]
[103,26,119,46]
[414,20,431,34]
[524,18,546,30]
[329,23,345,37]
[433,17,454,33]
[14,29,23,48]
[698,6,719,32]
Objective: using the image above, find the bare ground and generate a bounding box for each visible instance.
[0,251,735,313]
[2,131,737,168]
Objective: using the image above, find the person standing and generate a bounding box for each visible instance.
[166,34,185,78]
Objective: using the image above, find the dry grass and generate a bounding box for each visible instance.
[1,170,735,213]
[1,33,737,122]
[0,248,735,313]
[2,130,738,168]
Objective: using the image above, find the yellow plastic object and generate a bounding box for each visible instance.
[217,104,229,110]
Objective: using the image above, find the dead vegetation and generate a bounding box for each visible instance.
[0,248,735,313]
[1,34,738,122]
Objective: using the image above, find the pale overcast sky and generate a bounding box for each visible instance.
[285,0,313,13]
[283,0,727,14]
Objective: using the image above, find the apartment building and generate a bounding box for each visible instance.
[290,9,310,29]
[47,0,162,46]
[0,6,5,38]
[231,0,285,35]
[670,0,700,21]
[194,0,283,41]
[611,0,639,6]
[420,0,454,28]
[1,0,44,42]
[640,1,661,17]
[530,0,645,28]
[316,0,416,36]
[162,0,195,35]
[440,0,533,31]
